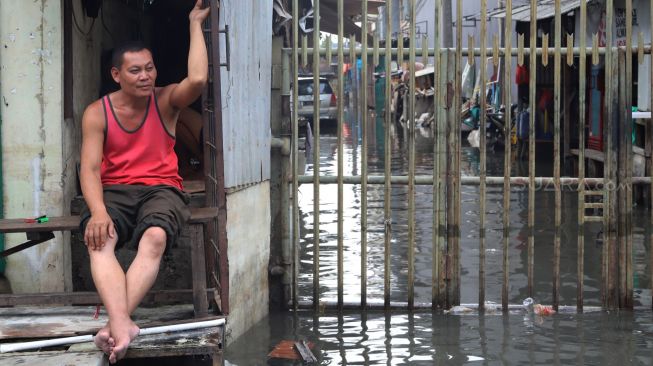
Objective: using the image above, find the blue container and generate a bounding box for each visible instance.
[517,110,529,140]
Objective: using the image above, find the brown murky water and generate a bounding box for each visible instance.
[225,115,653,365]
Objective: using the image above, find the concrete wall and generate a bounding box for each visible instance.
[225,182,270,342]
[0,0,67,292]
[214,0,272,342]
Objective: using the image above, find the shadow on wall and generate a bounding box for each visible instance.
[0,275,11,294]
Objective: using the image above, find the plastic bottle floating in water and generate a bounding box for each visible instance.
[523,297,556,316]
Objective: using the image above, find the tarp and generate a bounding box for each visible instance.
[486,0,595,22]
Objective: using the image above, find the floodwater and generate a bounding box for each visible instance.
[225,114,653,365]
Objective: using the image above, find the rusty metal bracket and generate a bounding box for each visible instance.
[218,26,230,71]
[0,232,55,258]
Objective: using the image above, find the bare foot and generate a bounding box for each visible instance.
[93,323,115,355]
[108,319,140,364]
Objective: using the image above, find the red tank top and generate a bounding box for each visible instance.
[100,92,183,190]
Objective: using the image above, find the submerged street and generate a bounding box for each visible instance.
[225,115,653,365]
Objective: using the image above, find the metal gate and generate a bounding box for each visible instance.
[284,0,653,312]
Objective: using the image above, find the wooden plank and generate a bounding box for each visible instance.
[0,289,215,307]
[69,328,222,359]
[0,208,217,234]
[0,305,214,340]
[0,351,106,366]
[0,216,80,233]
[190,224,209,317]
[0,311,106,339]
[183,180,206,194]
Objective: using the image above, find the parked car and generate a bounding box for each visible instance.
[294,76,338,121]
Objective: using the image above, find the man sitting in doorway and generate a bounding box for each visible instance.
[78,1,209,363]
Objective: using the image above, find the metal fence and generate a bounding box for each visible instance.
[285,0,653,311]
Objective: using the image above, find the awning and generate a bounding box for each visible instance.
[320,0,385,38]
[487,0,594,22]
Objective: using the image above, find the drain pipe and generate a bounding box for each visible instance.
[0,318,226,353]
[271,136,290,156]
[271,136,292,305]
[0,97,4,274]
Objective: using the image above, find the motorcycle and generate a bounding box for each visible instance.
[466,104,518,150]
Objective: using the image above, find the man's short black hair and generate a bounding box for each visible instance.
[111,41,152,70]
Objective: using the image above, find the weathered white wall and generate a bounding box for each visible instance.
[217,0,272,342]
[219,0,272,189]
[225,182,270,341]
[0,0,66,292]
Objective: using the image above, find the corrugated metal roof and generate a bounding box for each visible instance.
[488,0,594,22]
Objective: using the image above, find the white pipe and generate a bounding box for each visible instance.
[0,318,225,354]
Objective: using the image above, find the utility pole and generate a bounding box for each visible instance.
[442,0,453,47]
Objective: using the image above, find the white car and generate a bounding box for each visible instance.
[294,77,338,121]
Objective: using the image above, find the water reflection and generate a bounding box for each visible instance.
[298,113,652,307]
[225,310,653,365]
[225,114,653,363]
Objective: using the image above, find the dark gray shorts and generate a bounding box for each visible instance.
[80,184,191,251]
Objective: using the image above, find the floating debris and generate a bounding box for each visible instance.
[523,297,556,316]
[268,340,316,362]
[444,306,475,315]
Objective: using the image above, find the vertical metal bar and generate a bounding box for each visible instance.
[407,0,416,310]
[518,34,525,66]
[384,0,393,310]
[527,0,537,298]
[453,0,463,305]
[361,0,369,308]
[552,0,562,312]
[291,0,300,311]
[604,0,616,309]
[446,48,456,308]
[374,34,379,67]
[625,0,634,309]
[350,35,358,122]
[313,4,321,139]
[577,0,587,313]
[478,0,488,311]
[432,0,442,309]
[639,33,645,66]
[337,0,345,310]
[302,35,308,67]
[502,0,513,312]
[468,35,475,66]
[443,49,453,308]
[422,35,429,65]
[312,0,321,311]
[190,224,209,317]
[618,48,627,308]
[542,34,549,66]
[650,0,653,311]
[63,0,72,119]
[327,35,332,68]
[398,22,404,68]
